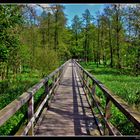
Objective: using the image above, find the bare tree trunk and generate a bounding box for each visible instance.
[101,23,104,65]
[116,22,121,68]
[6,65,9,79]
[115,5,121,68]
[54,9,58,51]
[108,19,113,68]
[97,19,100,67]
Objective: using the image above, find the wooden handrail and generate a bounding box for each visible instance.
[0,59,70,135]
[74,59,140,135]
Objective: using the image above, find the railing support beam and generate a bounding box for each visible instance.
[28,95,34,136]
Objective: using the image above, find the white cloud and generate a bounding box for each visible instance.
[25,4,51,10]
[114,4,138,9]
[36,4,55,14]
[25,4,54,14]
[38,4,50,8]
[120,4,137,8]
[26,4,37,8]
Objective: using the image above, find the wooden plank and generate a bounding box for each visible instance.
[75,61,123,135]
[83,87,104,135]
[27,96,34,135]
[34,108,47,134]
[45,81,49,94]
[35,61,100,136]
[74,60,140,130]
[76,63,123,135]
[104,97,112,135]
[75,63,104,135]
[0,60,69,128]
[101,86,140,129]
[0,91,32,127]
[0,79,46,127]
[21,76,61,135]
[15,124,27,136]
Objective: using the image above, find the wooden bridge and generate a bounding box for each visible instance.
[0,59,140,136]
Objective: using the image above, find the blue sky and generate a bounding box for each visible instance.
[35,4,110,26]
[63,4,109,26]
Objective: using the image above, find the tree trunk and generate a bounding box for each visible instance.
[6,64,9,79]
[115,5,121,69]
[47,13,50,48]
[54,10,58,51]
[108,19,113,68]
[116,21,121,68]
[97,19,100,66]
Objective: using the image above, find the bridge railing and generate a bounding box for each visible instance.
[0,59,70,136]
[74,59,140,136]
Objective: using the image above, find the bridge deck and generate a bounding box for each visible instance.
[35,62,100,136]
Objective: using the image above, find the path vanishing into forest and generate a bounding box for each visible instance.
[34,61,100,136]
[0,60,140,136]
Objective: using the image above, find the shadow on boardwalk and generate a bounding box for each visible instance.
[72,62,91,135]
[35,62,98,136]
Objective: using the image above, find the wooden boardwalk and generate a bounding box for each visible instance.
[0,60,139,136]
[34,61,100,136]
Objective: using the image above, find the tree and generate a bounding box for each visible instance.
[0,5,23,79]
[71,15,82,59]
[111,4,124,68]
[82,9,93,62]
[53,5,67,52]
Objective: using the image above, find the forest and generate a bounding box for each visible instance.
[0,4,140,135]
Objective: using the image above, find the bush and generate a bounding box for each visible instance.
[34,47,59,77]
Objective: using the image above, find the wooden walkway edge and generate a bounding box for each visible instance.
[34,61,100,136]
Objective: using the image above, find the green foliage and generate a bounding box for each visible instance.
[35,47,59,77]
[0,70,46,135]
[0,4,67,135]
[0,44,9,62]
[0,111,25,135]
[110,105,138,135]
[0,3,140,136]
[0,72,40,109]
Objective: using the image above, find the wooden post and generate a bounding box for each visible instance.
[91,80,96,95]
[45,80,50,109]
[85,74,88,87]
[52,75,54,87]
[45,81,49,94]
[86,76,89,88]
[58,70,60,81]
[82,70,85,87]
[91,80,96,107]
[104,97,112,135]
[52,75,55,92]
[54,74,57,83]
[28,96,34,135]
[56,72,59,86]
[62,65,65,76]
[60,68,63,80]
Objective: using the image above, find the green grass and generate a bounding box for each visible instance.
[80,62,140,108]
[0,70,43,135]
[80,61,140,135]
[0,72,40,110]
